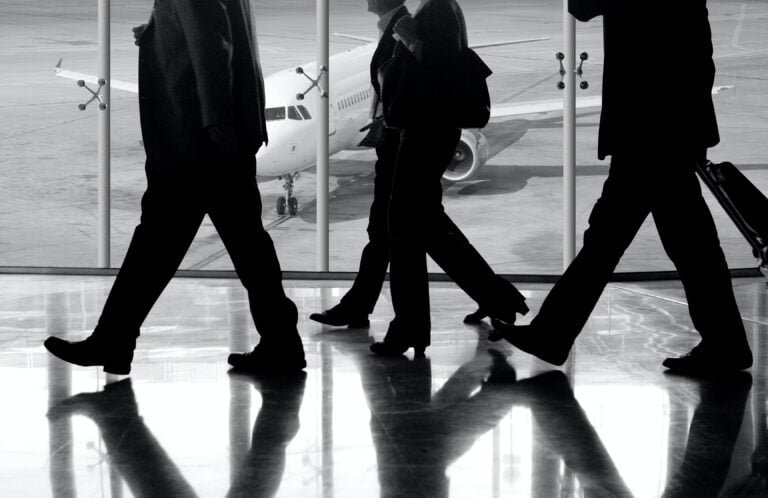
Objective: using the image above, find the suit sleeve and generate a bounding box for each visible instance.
[569,0,605,22]
[175,0,234,128]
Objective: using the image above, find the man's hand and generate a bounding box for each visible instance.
[207,124,239,156]
[357,117,386,148]
[392,15,418,46]
[132,24,148,46]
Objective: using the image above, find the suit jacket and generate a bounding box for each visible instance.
[569,0,719,159]
[138,0,268,170]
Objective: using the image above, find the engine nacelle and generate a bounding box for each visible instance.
[442,129,489,182]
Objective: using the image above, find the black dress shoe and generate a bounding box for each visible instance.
[464,300,530,328]
[369,340,426,358]
[663,344,752,375]
[228,344,307,373]
[44,335,135,375]
[490,324,571,366]
[309,307,370,328]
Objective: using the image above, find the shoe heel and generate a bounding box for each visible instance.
[413,346,426,358]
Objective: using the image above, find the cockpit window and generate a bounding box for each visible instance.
[287,106,302,120]
[265,107,286,121]
[297,105,312,120]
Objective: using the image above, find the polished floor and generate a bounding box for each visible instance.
[1,274,767,497]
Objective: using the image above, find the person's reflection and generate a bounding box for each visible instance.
[664,372,753,497]
[324,331,519,497]
[323,330,636,497]
[48,379,197,497]
[724,423,768,496]
[227,372,307,498]
[510,371,634,497]
[47,373,306,498]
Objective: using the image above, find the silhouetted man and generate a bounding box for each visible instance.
[499,0,752,375]
[44,0,305,374]
[311,0,520,332]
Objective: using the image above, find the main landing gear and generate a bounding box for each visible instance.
[276,173,299,216]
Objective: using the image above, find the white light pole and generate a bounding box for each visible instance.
[563,1,576,270]
[97,0,111,268]
[316,0,330,271]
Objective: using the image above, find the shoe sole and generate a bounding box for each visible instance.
[310,315,369,328]
[44,338,132,375]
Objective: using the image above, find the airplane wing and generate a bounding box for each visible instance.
[332,33,376,44]
[54,59,138,93]
[332,34,550,49]
[470,37,550,50]
[490,95,602,118]
[490,85,732,119]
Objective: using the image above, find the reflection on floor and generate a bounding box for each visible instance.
[1,274,767,497]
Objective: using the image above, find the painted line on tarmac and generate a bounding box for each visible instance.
[186,213,297,271]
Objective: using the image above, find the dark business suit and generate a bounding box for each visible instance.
[339,5,520,324]
[530,1,749,356]
[96,0,301,352]
[382,0,526,348]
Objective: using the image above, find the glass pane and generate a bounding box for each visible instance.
[173,3,318,271]
[0,2,321,271]
[327,0,566,274]
[0,1,102,266]
[575,0,768,272]
[707,0,768,271]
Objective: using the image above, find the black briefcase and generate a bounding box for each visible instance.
[696,160,768,277]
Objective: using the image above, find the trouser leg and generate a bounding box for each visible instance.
[532,155,651,340]
[651,154,748,350]
[95,177,204,339]
[339,129,399,314]
[426,213,526,314]
[208,157,301,349]
[387,128,459,344]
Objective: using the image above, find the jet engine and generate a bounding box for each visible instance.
[442,129,490,182]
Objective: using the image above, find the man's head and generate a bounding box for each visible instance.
[367,0,405,16]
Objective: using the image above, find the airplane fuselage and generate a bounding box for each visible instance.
[255,43,377,178]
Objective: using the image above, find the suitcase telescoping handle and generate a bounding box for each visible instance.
[695,160,768,278]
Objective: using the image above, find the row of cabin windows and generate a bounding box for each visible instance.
[265,105,313,122]
[338,88,372,110]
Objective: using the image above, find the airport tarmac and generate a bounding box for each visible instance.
[0,0,767,274]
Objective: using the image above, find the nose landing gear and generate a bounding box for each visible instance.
[276,172,299,216]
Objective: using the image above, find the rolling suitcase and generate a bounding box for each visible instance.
[696,160,768,278]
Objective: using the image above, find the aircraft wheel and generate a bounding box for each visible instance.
[288,197,298,216]
[276,196,287,216]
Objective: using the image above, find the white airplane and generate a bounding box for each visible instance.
[55,38,733,216]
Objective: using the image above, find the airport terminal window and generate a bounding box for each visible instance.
[2,1,766,275]
[265,107,286,121]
